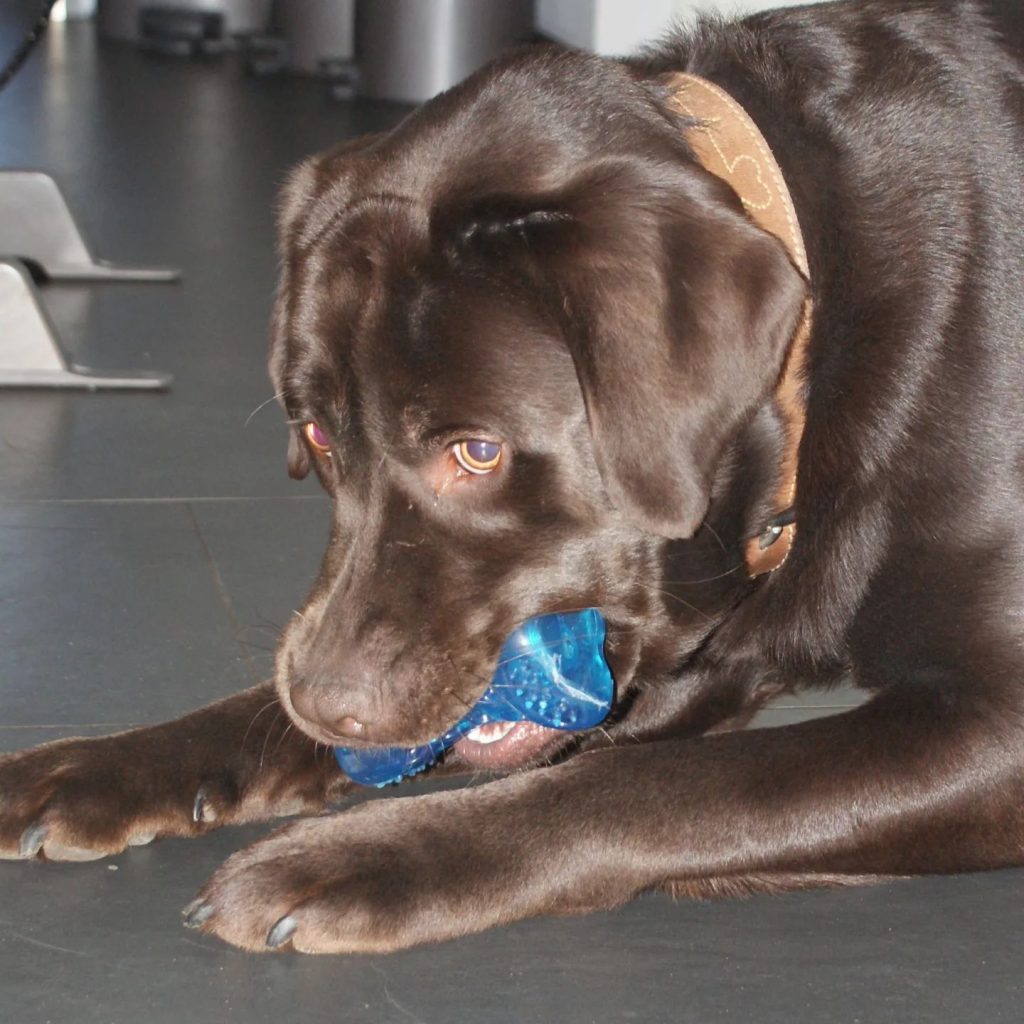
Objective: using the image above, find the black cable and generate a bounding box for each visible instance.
[0,1,58,93]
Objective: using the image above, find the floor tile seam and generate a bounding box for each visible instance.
[763,703,864,710]
[0,724,138,730]
[0,708,865,727]
[0,496,324,506]
[185,502,260,677]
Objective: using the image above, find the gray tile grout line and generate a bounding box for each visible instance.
[0,724,139,730]
[759,706,861,711]
[1,709,865,732]
[185,502,260,677]
[0,709,861,732]
[0,498,861,712]
[0,496,325,505]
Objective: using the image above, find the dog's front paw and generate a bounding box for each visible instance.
[184,793,478,953]
[186,773,612,954]
[0,734,197,862]
[0,688,347,863]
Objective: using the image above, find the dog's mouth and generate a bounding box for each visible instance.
[451,720,564,769]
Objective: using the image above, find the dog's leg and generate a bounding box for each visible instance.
[184,660,1024,953]
[0,684,349,861]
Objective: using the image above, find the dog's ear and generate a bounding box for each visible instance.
[270,280,312,481]
[286,427,311,481]
[269,280,312,481]
[268,138,384,482]
[268,158,319,482]
[539,164,806,538]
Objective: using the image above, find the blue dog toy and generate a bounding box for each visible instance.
[335,609,614,787]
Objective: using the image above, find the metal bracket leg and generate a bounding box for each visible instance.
[0,170,181,283]
[0,259,172,390]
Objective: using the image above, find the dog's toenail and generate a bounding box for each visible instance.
[193,786,217,824]
[266,915,298,949]
[19,822,47,859]
[183,901,214,929]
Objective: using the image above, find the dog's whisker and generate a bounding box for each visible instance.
[630,583,714,622]
[259,708,286,770]
[243,391,284,428]
[271,720,295,758]
[240,623,283,639]
[376,434,398,472]
[441,667,480,712]
[241,697,282,753]
[238,640,278,655]
[700,519,729,556]
[660,563,746,586]
[532,602,645,633]
[490,631,611,668]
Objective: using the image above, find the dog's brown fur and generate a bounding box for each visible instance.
[3,0,1024,953]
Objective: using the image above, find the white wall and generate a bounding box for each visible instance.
[538,0,815,55]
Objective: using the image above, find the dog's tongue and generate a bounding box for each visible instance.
[452,720,559,769]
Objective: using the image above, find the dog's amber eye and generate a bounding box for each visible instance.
[304,422,332,456]
[453,439,502,475]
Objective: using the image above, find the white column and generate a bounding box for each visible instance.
[538,0,816,55]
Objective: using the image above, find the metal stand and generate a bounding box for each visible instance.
[0,170,180,282]
[0,259,171,390]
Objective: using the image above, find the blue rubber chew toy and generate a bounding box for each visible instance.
[335,608,614,787]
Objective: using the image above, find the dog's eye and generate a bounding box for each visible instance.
[304,422,332,456]
[453,439,502,475]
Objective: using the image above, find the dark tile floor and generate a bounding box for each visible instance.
[0,10,1020,1023]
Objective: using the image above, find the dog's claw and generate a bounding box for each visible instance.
[266,915,298,949]
[183,900,214,929]
[181,896,204,918]
[18,822,47,859]
[192,785,217,824]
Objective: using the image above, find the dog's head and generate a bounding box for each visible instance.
[269,47,805,767]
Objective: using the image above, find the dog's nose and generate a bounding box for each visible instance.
[289,680,372,741]
[335,715,365,738]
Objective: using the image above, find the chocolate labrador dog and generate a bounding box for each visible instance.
[3,0,1024,953]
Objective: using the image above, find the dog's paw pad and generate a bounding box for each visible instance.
[42,840,108,862]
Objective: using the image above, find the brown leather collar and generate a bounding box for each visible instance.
[665,73,811,578]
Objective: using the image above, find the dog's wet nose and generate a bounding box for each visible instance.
[336,716,365,737]
[289,680,372,741]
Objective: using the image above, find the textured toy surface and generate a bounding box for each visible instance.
[335,608,614,786]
